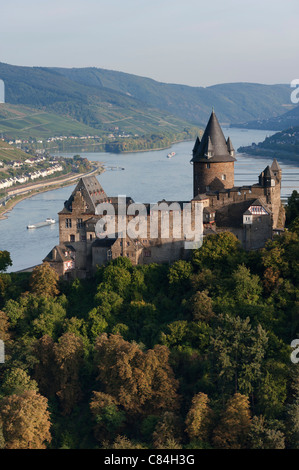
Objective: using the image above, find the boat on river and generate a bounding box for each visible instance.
[27,218,56,229]
[167,152,176,158]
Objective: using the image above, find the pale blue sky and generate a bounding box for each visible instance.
[1,0,298,86]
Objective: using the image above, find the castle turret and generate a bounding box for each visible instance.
[263,165,276,187]
[226,137,235,157]
[271,159,282,184]
[191,111,236,196]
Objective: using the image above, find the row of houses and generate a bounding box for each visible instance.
[0,164,64,189]
[46,135,101,143]
[6,156,46,168]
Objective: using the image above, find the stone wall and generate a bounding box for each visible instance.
[193,161,235,195]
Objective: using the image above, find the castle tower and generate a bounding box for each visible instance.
[191,111,236,197]
[271,159,282,187]
[258,160,284,229]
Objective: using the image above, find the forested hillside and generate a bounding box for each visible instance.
[0,194,298,450]
[238,126,299,163]
[234,105,299,131]
[0,63,196,143]
[0,63,292,132]
[52,67,292,125]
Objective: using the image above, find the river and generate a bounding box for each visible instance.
[1,128,298,273]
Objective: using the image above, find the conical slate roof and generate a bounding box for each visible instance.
[191,111,236,163]
[271,158,281,172]
[264,165,275,179]
[226,136,235,153]
[192,136,201,154]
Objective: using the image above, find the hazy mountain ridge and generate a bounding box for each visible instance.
[232,104,299,131]
[0,63,290,126]
[51,66,292,124]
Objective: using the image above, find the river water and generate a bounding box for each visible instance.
[1,128,298,273]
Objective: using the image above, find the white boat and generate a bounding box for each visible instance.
[167,152,176,158]
[27,218,56,229]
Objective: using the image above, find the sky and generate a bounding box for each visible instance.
[1,0,299,87]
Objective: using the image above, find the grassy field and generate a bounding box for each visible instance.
[0,102,197,143]
[0,139,30,163]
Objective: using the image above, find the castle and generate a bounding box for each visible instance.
[43,111,285,278]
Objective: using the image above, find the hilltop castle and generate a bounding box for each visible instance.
[44,111,285,279]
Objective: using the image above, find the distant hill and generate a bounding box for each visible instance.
[0,63,197,140]
[238,126,299,163]
[51,67,292,125]
[0,63,292,131]
[232,104,299,131]
[0,103,101,140]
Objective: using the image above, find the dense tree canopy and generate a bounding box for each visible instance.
[0,391,51,449]
[0,215,298,448]
[0,251,12,273]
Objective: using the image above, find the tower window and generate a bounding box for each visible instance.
[222,174,226,181]
[65,218,72,228]
[207,163,211,169]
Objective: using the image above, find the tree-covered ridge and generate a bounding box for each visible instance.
[0,194,298,449]
[51,67,291,125]
[0,63,291,133]
[238,127,299,163]
[234,105,299,131]
[0,64,197,147]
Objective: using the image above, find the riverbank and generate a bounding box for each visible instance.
[120,138,195,154]
[237,148,299,166]
[0,161,104,220]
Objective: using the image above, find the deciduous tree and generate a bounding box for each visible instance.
[53,333,84,415]
[152,411,182,449]
[212,393,251,449]
[0,368,38,397]
[0,391,51,449]
[190,290,214,322]
[29,262,59,297]
[249,416,285,449]
[0,251,12,272]
[185,392,213,442]
[90,391,126,442]
[94,334,179,415]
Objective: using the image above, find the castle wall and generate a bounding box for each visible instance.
[92,246,110,268]
[242,215,273,250]
[216,212,272,251]
[141,239,187,264]
[268,185,283,228]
